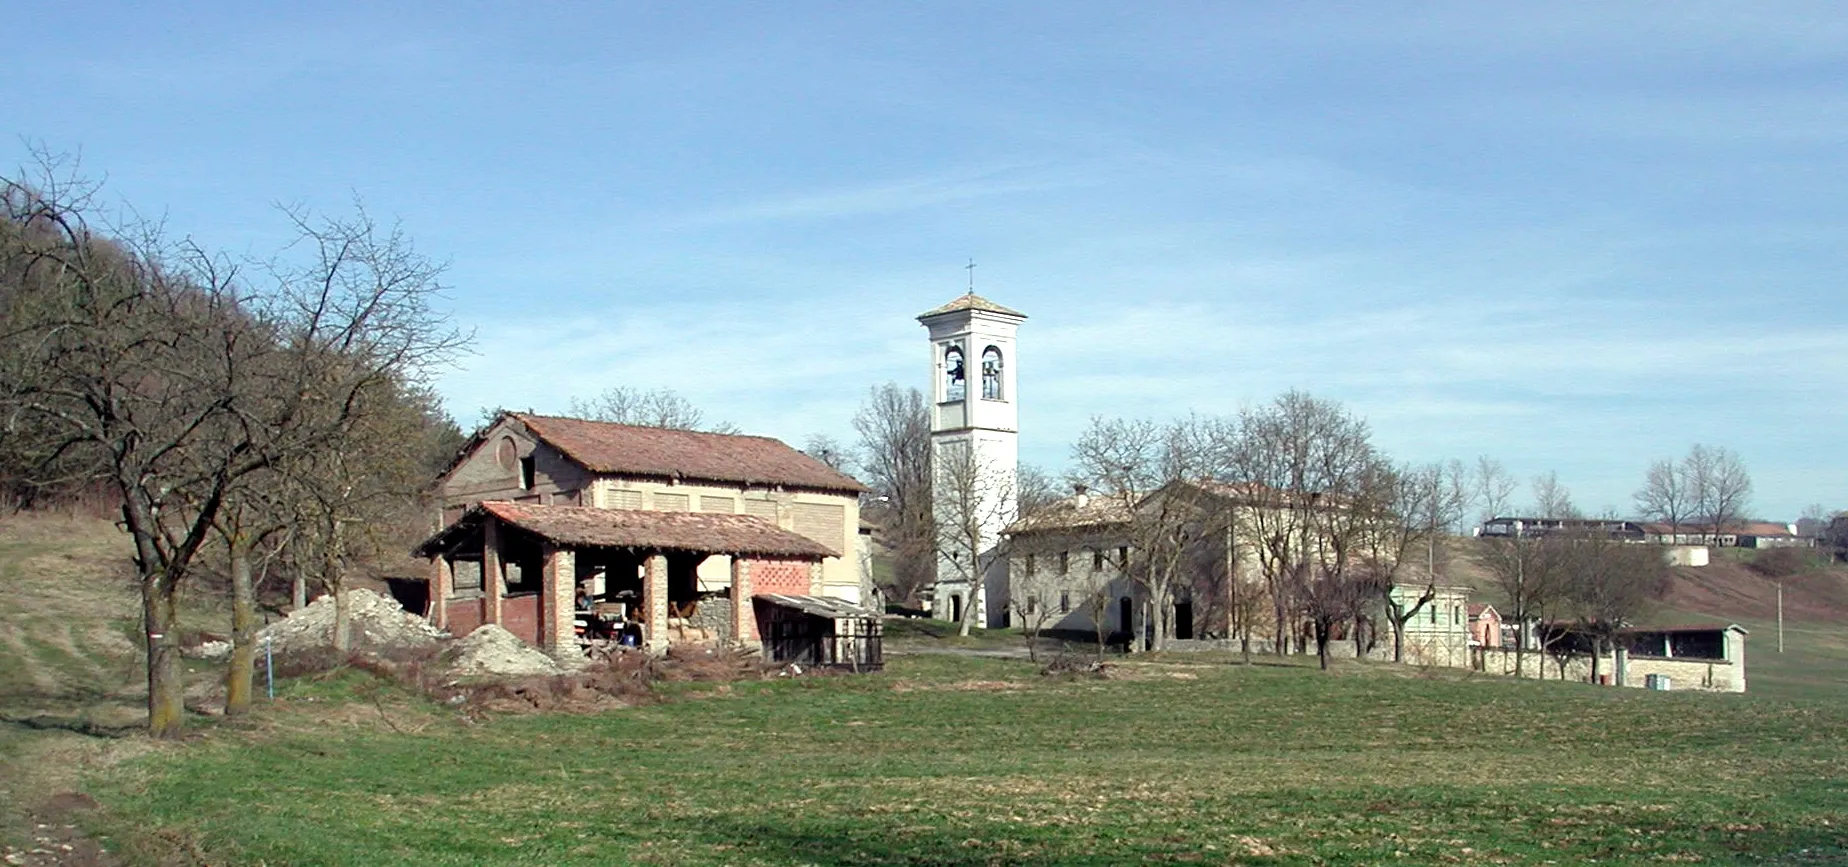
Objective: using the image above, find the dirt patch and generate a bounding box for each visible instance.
[1663,558,1848,623]
[890,679,1026,693]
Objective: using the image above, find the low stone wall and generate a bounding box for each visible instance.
[1480,648,1742,693]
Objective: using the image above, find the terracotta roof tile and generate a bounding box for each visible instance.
[511,413,866,493]
[1006,494,1133,535]
[415,502,836,559]
[917,293,1026,320]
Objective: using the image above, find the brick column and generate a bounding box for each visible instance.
[541,545,576,652]
[731,558,754,644]
[483,517,505,627]
[429,556,453,630]
[807,560,823,595]
[643,553,669,651]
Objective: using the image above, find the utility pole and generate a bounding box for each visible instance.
[1778,582,1785,654]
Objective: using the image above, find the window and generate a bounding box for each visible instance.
[1092,549,1104,571]
[943,345,966,401]
[980,346,1003,400]
[1025,554,1036,574]
[1026,596,1038,615]
[1453,607,1461,626]
[519,455,536,490]
[1058,551,1069,574]
[1059,592,1070,614]
[1118,546,1129,566]
[1429,605,1438,624]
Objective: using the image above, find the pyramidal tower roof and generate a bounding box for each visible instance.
[916,292,1027,321]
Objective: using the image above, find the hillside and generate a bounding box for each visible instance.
[1442,537,1848,626]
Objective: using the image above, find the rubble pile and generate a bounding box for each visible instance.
[438,624,564,678]
[256,589,446,657]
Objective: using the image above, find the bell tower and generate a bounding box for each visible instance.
[918,292,1025,627]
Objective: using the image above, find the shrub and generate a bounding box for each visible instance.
[1747,547,1813,578]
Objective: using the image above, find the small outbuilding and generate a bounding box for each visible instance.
[752,594,884,671]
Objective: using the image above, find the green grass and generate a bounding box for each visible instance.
[86,655,1848,866]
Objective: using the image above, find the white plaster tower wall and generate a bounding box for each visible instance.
[918,294,1025,628]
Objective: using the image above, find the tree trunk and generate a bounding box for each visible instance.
[292,575,308,610]
[143,581,184,738]
[1240,633,1252,665]
[1589,638,1602,684]
[1271,586,1288,656]
[225,538,256,715]
[1148,586,1168,653]
[1392,618,1406,663]
[332,582,351,653]
[1513,622,1526,679]
[1315,620,1331,671]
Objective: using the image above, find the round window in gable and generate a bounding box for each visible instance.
[496,435,519,470]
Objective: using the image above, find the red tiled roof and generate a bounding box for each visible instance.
[510,413,866,493]
[415,502,836,559]
[917,292,1026,320]
[1006,494,1134,535]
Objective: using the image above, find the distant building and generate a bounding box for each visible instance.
[1638,521,1808,548]
[1478,516,1644,541]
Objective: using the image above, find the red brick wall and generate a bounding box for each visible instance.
[747,557,815,596]
[446,598,484,637]
[502,593,541,645]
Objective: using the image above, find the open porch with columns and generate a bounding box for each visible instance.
[414,501,835,656]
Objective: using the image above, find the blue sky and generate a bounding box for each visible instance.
[6,3,1844,520]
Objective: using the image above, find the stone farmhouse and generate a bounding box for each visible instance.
[1004,479,1413,652]
[414,412,868,654]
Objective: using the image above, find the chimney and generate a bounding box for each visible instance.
[1073,483,1090,509]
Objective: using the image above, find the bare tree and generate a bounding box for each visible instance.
[1473,455,1518,525]
[1069,416,1209,652]
[1559,528,1670,684]
[1634,458,1693,541]
[852,383,932,604]
[1530,471,1577,520]
[1219,392,1384,669]
[1015,463,1061,521]
[1360,462,1467,663]
[567,386,738,433]
[932,439,1014,637]
[1685,444,1752,543]
[802,433,854,474]
[1477,532,1567,678]
[1008,562,1066,662]
[0,165,465,736]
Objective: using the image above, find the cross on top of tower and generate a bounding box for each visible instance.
[965,258,976,294]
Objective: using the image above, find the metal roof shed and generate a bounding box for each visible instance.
[753,594,883,672]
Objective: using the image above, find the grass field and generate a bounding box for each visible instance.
[82,653,1848,865]
[6,516,1848,865]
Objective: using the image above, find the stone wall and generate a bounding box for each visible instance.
[1480,648,1742,693]
[686,595,734,643]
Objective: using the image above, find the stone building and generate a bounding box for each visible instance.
[416,412,868,652]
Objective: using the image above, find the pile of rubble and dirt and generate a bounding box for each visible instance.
[435,624,566,678]
[256,588,446,658]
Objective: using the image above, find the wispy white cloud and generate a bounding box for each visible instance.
[661,165,1092,229]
